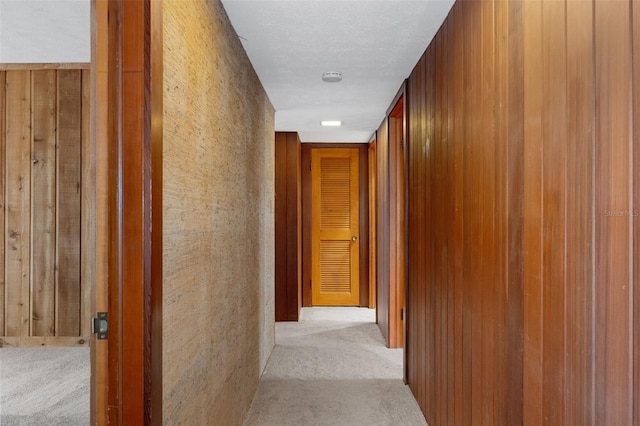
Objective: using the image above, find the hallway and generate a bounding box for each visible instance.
[244,308,426,426]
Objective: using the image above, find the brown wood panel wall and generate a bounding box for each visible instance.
[0,69,90,347]
[301,143,369,308]
[403,0,639,424]
[375,119,390,342]
[275,132,302,321]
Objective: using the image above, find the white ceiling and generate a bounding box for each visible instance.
[0,0,90,63]
[0,0,453,143]
[221,0,454,143]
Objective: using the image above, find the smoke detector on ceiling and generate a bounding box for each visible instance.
[322,72,343,83]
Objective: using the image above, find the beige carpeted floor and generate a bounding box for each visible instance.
[244,307,428,426]
[0,347,90,425]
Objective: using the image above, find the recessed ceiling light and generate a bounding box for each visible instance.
[321,120,342,127]
[322,72,342,83]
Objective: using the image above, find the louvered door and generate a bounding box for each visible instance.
[311,148,360,306]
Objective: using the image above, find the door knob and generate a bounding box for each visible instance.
[352,236,358,242]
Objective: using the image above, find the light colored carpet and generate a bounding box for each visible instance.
[244,307,428,426]
[0,347,90,425]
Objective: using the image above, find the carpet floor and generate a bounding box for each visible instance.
[243,307,427,426]
[0,347,90,425]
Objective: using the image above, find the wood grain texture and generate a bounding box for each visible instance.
[375,117,390,344]
[368,140,377,309]
[311,148,359,306]
[0,68,88,345]
[633,4,640,426]
[5,70,32,338]
[565,1,594,423]
[274,132,301,321]
[30,70,57,337]
[91,1,110,424]
[0,71,5,336]
[594,1,633,423]
[301,143,370,309]
[402,0,639,423]
[56,70,82,337]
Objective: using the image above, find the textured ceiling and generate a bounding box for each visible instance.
[0,0,90,63]
[221,0,454,143]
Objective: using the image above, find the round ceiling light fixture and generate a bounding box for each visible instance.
[322,71,343,83]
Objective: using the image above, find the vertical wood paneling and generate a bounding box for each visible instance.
[541,2,567,423]
[633,5,640,425]
[275,132,289,319]
[522,1,543,424]
[402,0,638,423]
[0,71,5,336]
[30,70,57,337]
[0,68,88,346]
[594,2,633,424]
[376,118,390,343]
[286,133,301,317]
[505,2,524,424]
[565,2,594,423]
[56,70,82,337]
[80,69,92,338]
[450,4,465,425]
[5,71,32,338]
[275,132,302,321]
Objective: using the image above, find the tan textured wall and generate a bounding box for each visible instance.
[162,0,275,424]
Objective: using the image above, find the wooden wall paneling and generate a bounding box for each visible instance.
[0,71,5,335]
[301,144,312,307]
[424,41,436,420]
[464,1,483,422]
[275,132,289,320]
[493,1,510,423]
[450,4,465,425]
[414,52,427,416]
[594,1,633,423]
[634,3,640,424]
[376,119,390,342]
[479,1,498,423]
[541,2,568,423]
[443,16,456,425]
[5,70,31,338]
[287,133,301,318]
[565,1,594,423]
[275,132,302,321]
[80,69,93,338]
[387,107,400,348]
[522,0,544,423]
[504,1,525,424]
[406,55,421,410]
[431,29,444,425]
[56,70,83,337]
[31,70,57,337]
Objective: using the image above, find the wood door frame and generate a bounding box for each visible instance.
[384,84,406,351]
[368,135,377,310]
[301,143,370,308]
[92,0,163,423]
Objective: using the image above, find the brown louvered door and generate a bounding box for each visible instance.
[311,148,360,306]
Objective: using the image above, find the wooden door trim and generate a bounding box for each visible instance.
[90,0,109,424]
[368,136,377,310]
[101,0,163,423]
[385,82,406,350]
[301,143,369,308]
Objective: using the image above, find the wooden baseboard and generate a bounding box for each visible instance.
[0,336,91,347]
